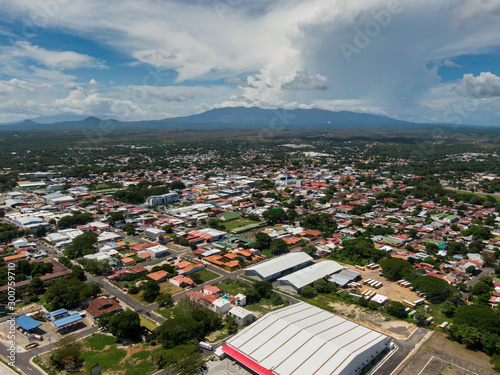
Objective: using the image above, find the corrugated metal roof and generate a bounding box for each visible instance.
[224,302,389,375]
[278,261,344,290]
[245,253,313,279]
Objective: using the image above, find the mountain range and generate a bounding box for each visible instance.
[0,107,472,131]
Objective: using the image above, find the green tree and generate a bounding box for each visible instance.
[254,281,272,299]
[64,232,98,259]
[122,223,136,236]
[384,301,407,318]
[98,312,113,328]
[45,278,92,310]
[303,245,317,258]
[106,212,125,225]
[142,280,160,302]
[269,238,288,255]
[225,315,238,334]
[109,310,141,339]
[27,276,44,295]
[156,293,173,307]
[379,258,418,281]
[300,286,316,298]
[253,232,271,249]
[411,276,458,303]
[50,335,82,370]
[34,225,47,238]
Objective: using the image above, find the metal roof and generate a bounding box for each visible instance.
[52,314,82,328]
[224,302,389,375]
[15,315,42,331]
[328,269,360,287]
[245,253,313,279]
[278,261,344,290]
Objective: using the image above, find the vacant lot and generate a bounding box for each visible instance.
[339,262,419,304]
[34,334,162,375]
[222,218,261,231]
[424,332,496,374]
[191,269,220,284]
[398,332,497,375]
[158,281,184,295]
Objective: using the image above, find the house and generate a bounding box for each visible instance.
[147,270,169,283]
[203,285,221,295]
[122,257,136,267]
[213,298,231,315]
[228,306,255,326]
[170,275,195,287]
[84,298,122,322]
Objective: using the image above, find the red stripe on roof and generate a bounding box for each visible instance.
[222,345,276,375]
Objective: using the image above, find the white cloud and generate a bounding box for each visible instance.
[456,72,500,98]
[1,0,500,124]
[281,71,329,90]
[443,59,462,68]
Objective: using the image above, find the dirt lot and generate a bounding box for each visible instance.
[423,332,497,374]
[399,332,497,375]
[339,262,420,303]
[328,301,416,339]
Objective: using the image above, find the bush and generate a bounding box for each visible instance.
[384,301,407,318]
[300,286,316,298]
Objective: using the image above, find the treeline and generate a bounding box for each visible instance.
[113,181,185,204]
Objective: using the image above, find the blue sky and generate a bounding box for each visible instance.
[1,0,500,125]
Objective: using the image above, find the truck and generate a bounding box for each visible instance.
[199,341,213,351]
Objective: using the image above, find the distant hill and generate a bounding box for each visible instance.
[0,106,449,131]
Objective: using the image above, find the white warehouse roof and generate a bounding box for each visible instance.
[278,260,344,291]
[223,302,390,375]
[245,252,313,280]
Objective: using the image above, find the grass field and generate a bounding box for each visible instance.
[222,218,261,231]
[158,281,184,295]
[444,188,500,202]
[216,279,254,296]
[191,269,220,283]
[34,334,163,375]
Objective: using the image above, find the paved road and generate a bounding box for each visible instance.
[371,328,429,375]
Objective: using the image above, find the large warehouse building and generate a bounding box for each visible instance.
[244,253,313,282]
[277,260,348,293]
[222,302,392,375]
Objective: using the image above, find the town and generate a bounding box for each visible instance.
[0,136,498,375]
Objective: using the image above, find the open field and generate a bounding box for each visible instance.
[34,334,162,375]
[397,331,497,375]
[191,268,220,284]
[222,218,261,231]
[158,281,184,295]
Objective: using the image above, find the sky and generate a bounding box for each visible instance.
[0,0,500,125]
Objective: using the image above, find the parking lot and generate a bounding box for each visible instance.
[340,262,421,303]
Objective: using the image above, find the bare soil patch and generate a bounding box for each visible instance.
[328,301,416,339]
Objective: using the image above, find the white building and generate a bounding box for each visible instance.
[212,298,231,315]
[277,260,344,293]
[146,244,169,258]
[144,227,166,240]
[146,192,179,206]
[244,253,313,282]
[223,302,392,375]
[228,306,255,326]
